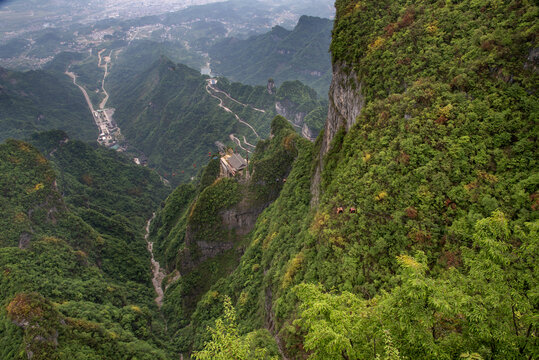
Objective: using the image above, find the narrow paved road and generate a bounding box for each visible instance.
[209,84,265,113]
[230,134,251,153]
[205,80,260,139]
[97,49,112,109]
[243,136,256,149]
[65,70,95,114]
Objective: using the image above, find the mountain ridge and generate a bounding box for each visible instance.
[209,15,333,96]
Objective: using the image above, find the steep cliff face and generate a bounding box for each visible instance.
[321,61,364,155]
[311,60,364,204]
[152,116,302,336]
[183,1,538,359]
[275,100,305,125]
[179,194,267,274]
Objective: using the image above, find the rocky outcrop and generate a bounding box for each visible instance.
[275,100,318,142]
[18,232,32,250]
[275,100,306,127]
[301,123,315,142]
[321,61,364,155]
[180,198,268,274]
[267,79,276,94]
[311,61,364,205]
[220,202,265,236]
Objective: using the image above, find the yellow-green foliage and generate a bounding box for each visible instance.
[282,251,304,289]
[184,1,538,359]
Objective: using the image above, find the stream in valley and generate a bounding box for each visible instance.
[145,213,166,308]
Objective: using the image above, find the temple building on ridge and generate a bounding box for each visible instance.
[220,151,248,178]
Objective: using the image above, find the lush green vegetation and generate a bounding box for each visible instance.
[0,136,172,359]
[2,1,537,359]
[144,117,305,354]
[156,1,538,359]
[106,54,324,185]
[210,16,333,96]
[0,67,96,142]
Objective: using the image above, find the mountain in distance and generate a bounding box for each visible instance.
[210,15,333,96]
[0,0,334,71]
[0,64,96,142]
[148,0,538,358]
[106,53,326,184]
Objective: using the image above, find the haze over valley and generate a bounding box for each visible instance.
[0,1,536,359]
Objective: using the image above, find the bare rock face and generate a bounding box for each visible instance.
[220,201,266,236]
[180,199,268,274]
[525,47,539,72]
[267,79,276,94]
[301,123,315,142]
[275,100,306,127]
[311,61,364,205]
[321,61,364,155]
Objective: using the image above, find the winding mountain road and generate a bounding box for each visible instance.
[209,85,266,113]
[65,70,95,114]
[230,134,251,153]
[243,136,256,149]
[205,81,260,139]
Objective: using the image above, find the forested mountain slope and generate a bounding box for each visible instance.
[107,56,326,185]
[0,133,171,359]
[210,15,333,96]
[0,67,96,142]
[154,0,538,359]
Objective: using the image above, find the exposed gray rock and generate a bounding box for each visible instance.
[275,100,306,126]
[311,61,364,205]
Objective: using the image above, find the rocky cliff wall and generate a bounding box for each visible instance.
[179,198,267,274]
[311,61,364,205]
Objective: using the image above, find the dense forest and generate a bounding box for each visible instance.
[0,0,537,359]
[150,0,538,359]
[0,66,96,142]
[0,131,173,359]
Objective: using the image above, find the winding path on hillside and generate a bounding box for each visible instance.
[209,84,266,113]
[205,80,260,139]
[65,70,95,114]
[243,136,256,149]
[230,134,251,153]
[145,213,167,308]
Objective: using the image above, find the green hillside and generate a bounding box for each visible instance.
[1,1,537,359]
[209,15,333,96]
[0,133,171,359]
[152,1,538,359]
[0,67,96,142]
[106,55,325,185]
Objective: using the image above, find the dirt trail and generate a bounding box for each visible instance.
[145,213,167,308]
